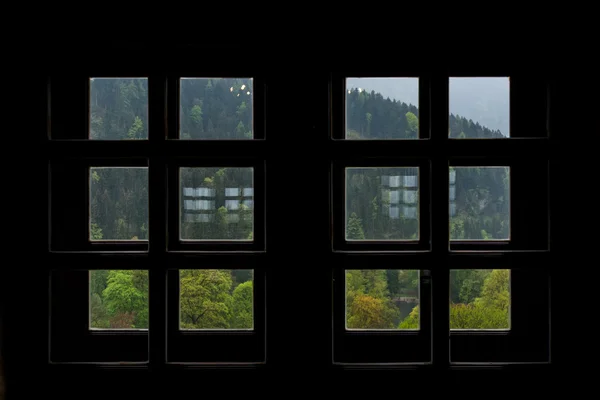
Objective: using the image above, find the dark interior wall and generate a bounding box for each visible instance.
[2,39,594,396]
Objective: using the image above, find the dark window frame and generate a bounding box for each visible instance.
[329,70,551,366]
[32,47,557,384]
[47,59,269,366]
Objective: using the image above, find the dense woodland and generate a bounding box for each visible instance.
[90,269,253,329]
[88,78,509,330]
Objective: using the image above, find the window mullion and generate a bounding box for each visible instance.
[430,73,450,368]
[148,74,168,369]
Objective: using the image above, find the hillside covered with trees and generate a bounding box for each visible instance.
[87,78,510,330]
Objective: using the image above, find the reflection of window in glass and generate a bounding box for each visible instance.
[197,188,215,197]
[89,167,148,241]
[449,169,456,184]
[450,269,510,330]
[401,206,417,219]
[403,175,417,188]
[180,168,253,240]
[450,167,510,240]
[179,78,253,140]
[449,77,510,138]
[225,200,240,210]
[347,167,420,240]
[90,78,149,140]
[403,190,417,204]
[346,270,420,330]
[345,78,419,140]
[450,202,457,217]
[225,188,239,197]
[180,269,254,330]
[89,270,149,330]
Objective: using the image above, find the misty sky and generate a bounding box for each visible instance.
[346,77,510,136]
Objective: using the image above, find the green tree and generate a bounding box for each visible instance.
[180,269,233,329]
[235,121,245,137]
[450,303,508,329]
[127,116,144,139]
[475,269,510,312]
[231,281,253,329]
[90,293,109,328]
[90,223,103,240]
[346,212,365,239]
[102,270,148,329]
[398,305,419,329]
[347,294,398,329]
[406,111,419,138]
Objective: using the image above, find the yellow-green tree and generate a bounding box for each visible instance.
[180,270,233,329]
[230,281,253,329]
[398,305,419,329]
[347,294,397,329]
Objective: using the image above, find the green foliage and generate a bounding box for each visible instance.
[450,303,508,329]
[347,294,398,329]
[90,293,109,328]
[102,270,148,329]
[346,270,400,329]
[127,116,144,139]
[180,270,233,329]
[475,269,510,312]
[450,167,509,240]
[179,78,252,139]
[449,269,510,329]
[231,281,253,329]
[90,270,108,297]
[398,305,419,329]
[346,212,365,239]
[89,78,148,140]
[405,111,419,138]
[90,223,103,240]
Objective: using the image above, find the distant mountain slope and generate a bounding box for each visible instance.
[346,87,504,139]
[347,77,509,136]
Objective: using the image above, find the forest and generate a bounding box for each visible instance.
[88,78,510,330]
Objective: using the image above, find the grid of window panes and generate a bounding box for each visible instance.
[342,77,513,335]
[87,77,257,334]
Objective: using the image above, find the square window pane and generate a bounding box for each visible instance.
[346,167,419,240]
[180,269,253,330]
[179,78,253,139]
[450,167,510,240]
[449,77,510,138]
[346,270,420,330]
[450,269,511,330]
[89,78,148,140]
[89,270,148,330]
[180,168,253,240]
[346,78,419,139]
[89,167,148,241]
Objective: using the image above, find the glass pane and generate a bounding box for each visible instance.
[89,270,148,330]
[346,167,419,240]
[89,78,148,140]
[346,78,419,139]
[449,77,510,138]
[180,168,253,240]
[179,78,253,139]
[89,167,148,241]
[346,270,420,330]
[450,269,510,330]
[180,269,253,330]
[450,167,510,240]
